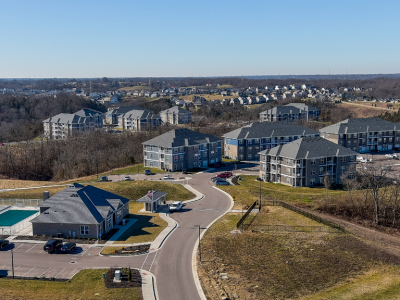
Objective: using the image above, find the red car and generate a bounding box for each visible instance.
[223,172,233,177]
[216,173,229,178]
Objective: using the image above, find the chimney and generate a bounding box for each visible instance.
[43,191,50,200]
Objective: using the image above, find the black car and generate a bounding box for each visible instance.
[43,239,63,253]
[370,149,380,153]
[182,169,188,174]
[0,239,9,249]
[60,243,76,253]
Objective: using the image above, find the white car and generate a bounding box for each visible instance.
[385,154,393,158]
[356,156,365,161]
[124,176,130,181]
[163,174,172,180]
[169,201,183,212]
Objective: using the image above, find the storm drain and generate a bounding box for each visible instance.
[70,261,76,264]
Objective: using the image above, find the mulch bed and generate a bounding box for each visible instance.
[104,268,142,288]
[14,228,120,245]
[104,244,151,256]
[0,235,10,240]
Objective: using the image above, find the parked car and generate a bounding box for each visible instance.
[211,177,226,182]
[0,143,4,146]
[144,170,152,175]
[169,201,183,212]
[100,176,108,181]
[43,239,63,253]
[0,239,9,249]
[182,169,188,174]
[370,149,380,153]
[163,174,172,180]
[216,173,229,178]
[385,154,393,158]
[216,181,230,186]
[222,172,233,177]
[60,243,76,253]
[124,176,130,181]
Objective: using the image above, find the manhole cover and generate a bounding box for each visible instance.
[70,261,76,264]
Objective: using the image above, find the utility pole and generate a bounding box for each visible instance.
[11,244,14,279]
[195,225,201,262]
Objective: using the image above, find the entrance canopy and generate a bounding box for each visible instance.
[137,190,167,212]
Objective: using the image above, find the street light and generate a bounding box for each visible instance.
[11,243,14,279]
[195,225,201,262]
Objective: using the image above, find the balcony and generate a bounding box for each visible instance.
[293,163,302,168]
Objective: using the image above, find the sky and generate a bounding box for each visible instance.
[1,0,399,78]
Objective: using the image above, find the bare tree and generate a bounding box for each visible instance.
[340,165,360,202]
[323,172,331,201]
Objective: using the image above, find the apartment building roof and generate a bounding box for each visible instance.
[75,108,103,117]
[284,103,319,112]
[260,106,303,115]
[43,113,90,124]
[258,137,357,159]
[319,117,399,135]
[119,109,160,120]
[222,122,319,139]
[107,106,146,115]
[159,106,192,115]
[31,183,130,225]
[142,128,221,147]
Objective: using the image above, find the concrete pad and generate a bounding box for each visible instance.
[81,247,102,257]
[56,268,79,279]
[13,266,33,277]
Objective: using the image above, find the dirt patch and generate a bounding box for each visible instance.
[102,244,150,256]
[104,268,142,289]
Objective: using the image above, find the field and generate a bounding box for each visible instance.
[339,102,395,118]
[218,175,346,209]
[0,269,142,300]
[118,85,151,91]
[180,94,237,101]
[198,206,400,300]
[0,180,61,190]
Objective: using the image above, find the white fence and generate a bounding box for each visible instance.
[0,199,43,207]
[0,211,40,236]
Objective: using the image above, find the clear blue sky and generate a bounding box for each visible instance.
[1,0,399,78]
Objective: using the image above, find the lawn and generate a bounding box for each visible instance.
[0,179,62,190]
[198,208,400,300]
[218,175,347,209]
[0,181,195,202]
[0,269,142,300]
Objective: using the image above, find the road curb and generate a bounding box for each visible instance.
[191,186,235,300]
[140,269,159,300]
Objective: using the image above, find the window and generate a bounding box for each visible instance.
[320,158,324,164]
[203,152,207,157]
[239,140,244,145]
[248,139,252,145]
[341,157,346,162]
[341,166,346,172]
[348,140,352,145]
[319,177,324,184]
[310,178,315,185]
[80,225,89,235]
[174,148,178,154]
[211,150,215,155]
[319,167,324,174]
[286,168,290,175]
[339,134,344,139]
[311,159,316,165]
[239,155,244,160]
[262,164,266,171]
[286,158,290,165]
[227,138,231,143]
[255,146,259,151]
[255,139,260,144]
[311,169,316,175]
[174,164,178,170]
[180,155,184,161]
[193,146,198,151]
[193,162,197,167]
[174,156,178,162]
[181,163,184,169]
[248,147,252,151]
[239,147,244,152]
[180,147,184,152]
[248,154,253,159]
[147,145,152,151]
[286,177,291,184]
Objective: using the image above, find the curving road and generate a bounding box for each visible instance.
[152,171,232,300]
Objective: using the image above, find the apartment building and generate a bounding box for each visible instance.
[104,106,146,125]
[260,103,320,122]
[142,128,222,171]
[43,109,103,139]
[319,117,400,153]
[258,137,357,187]
[223,122,319,161]
[118,109,161,131]
[159,106,192,125]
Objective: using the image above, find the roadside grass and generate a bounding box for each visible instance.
[0,180,62,190]
[199,208,400,300]
[0,181,195,202]
[218,175,347,209]
[301,265,400,300]
[0,269,142,300]
[109,165,167,175]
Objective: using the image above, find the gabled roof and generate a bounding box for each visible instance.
[258,137,358,159]
[75,108,102,117]
[108,106,146,115]
[260,106,303,115]
[222,122,319,139]
[119,109,160,120]
[137,191,167,203]
[284,103,319,111]
[159,106,192,115]
[319,117,399,134]
[43,113,88,124]
[142,128,221,147]
[31,184,130,225]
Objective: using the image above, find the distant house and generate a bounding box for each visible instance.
[118,109,161,131]
[31,183,130,239]
[142,128,222,171]
[159,106,192,125]
[43,108,103,140]
[104,106,146,125]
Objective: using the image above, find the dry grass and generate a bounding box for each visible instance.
[0,269,142,300]
[339,102,395,118]
[180,94,236,101]
[118,86,151,91]
[0,180,61,190]
[199,208,400,300]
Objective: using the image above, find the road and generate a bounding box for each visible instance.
[0,167,237,299]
